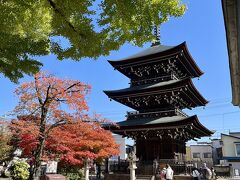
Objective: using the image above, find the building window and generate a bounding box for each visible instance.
[236,144,240,156]
[203,153,212,158]
[193,153,200,158]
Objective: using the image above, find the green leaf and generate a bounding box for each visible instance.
[0,0,186,82]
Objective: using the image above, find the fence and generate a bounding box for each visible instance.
[109,159,213,176]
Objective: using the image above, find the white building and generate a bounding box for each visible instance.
[190,144,213,166]
[111,134,126,160]
[220,133,240,173]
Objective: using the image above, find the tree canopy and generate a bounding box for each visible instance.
[10,71,118,179]
[11,115,119,166]
[0,0,186,82]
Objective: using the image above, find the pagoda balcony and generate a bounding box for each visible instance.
[131,73,178,86]
[126,108,188,120]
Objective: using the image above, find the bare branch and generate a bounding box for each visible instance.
[29,106,41,116]
[46,120,66,136]
[43,85,51,106]
[50,82,82,100]
[64,82,81,92]
[34,77,43,105]
[55,98,67,102]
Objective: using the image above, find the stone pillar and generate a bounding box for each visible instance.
[127,151,139,180]
[84,158,91,180]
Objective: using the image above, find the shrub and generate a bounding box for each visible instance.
[10,159,30,180]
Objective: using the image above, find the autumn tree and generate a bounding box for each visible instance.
[0,0,186,82]
[48,120,119,165]
[11,116,119,166]
[10,71,118,179]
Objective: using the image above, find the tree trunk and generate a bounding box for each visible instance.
[33,137,45,178]
[29,107,47,180]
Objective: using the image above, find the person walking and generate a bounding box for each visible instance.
[210,167,216,180]
[160,167,167,180]
[165,164,174,180]
[96,163,101,179]
[201,163,212,180]
[191,167,200,180]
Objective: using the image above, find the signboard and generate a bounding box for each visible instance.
[235,169,239,176]
[46,161,58,174]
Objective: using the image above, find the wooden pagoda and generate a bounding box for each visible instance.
[104,42,212,161]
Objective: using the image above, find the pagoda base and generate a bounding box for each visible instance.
[136,138,186,161]
[104,174,192,180]
[104,173,130,180]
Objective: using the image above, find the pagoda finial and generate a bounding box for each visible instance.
[151,25,161,47]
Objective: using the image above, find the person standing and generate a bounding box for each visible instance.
[160,167,167,180]
[165,164,174,180]
[191,167,200,180]
[96,163,101,179]
[201,163,212,180]
[153,159,159,175]
[210,167,216,180]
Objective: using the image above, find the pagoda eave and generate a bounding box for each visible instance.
[104,78,208,110]
[104,115,212,140]
[108,42,203,79]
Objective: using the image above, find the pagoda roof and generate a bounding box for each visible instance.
[104,79,179,94]
[104,115,213,140]
[108,42,203,78]
[104,78,208,110]
[116,45,174,61]
[117,115,187,126]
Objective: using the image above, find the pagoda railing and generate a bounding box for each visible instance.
[131,73,178,86]
[108,159,213,176]
[126,108,188,120]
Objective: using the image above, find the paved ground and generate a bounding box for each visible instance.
[1,176,239,180]
[217,178,240,180]
[89,175,104,180]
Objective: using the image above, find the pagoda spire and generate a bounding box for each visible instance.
[151,25,160,46]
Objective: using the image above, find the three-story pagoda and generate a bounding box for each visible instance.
[104,42,212,161]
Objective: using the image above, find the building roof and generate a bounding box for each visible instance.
[108,42,203,78]
[104,115,213,138]
[229,132,240,134]
[221,133,240,140]
[222,0,240,106]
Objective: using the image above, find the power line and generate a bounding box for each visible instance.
[98,109,240,119]
[198,110,240,118]
[95,98,233,115]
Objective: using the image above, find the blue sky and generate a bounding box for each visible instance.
[1,0,240,143]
